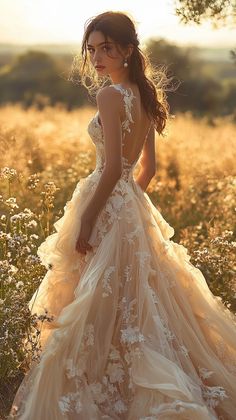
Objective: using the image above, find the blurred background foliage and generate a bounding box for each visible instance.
[0,38,235,116]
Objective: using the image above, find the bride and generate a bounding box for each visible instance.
[9,10,236,420]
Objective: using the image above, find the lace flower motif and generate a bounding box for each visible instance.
[123,226,143,245]
[109,347,121,361]
[198,366,214,380]
[102,265,116,297]
[179,344,189,357]
[58,392,82,414]
[64,358,80,379]
[201,384,229,408]
[148,285,159,304]
[114,399,128,413]
[106,362,125,384]
[120,325,145,344]
[89,382,108,403]
[82,323,94,347]
[118,296,138,325]
[123,264,132,282]
[135,250,151,269]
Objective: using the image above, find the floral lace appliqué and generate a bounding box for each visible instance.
[102,265,116,297]
[120,325,145,345]
[58,392,82,415]
[109,84,136,135]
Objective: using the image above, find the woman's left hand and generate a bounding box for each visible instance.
[75,216,94,254]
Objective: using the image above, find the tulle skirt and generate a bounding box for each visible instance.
[9,169,236,419]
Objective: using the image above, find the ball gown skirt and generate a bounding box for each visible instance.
[8,84,236,419]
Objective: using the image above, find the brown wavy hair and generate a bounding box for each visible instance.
[69,11,177,137]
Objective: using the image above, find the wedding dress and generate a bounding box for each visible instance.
[9,84,236,420]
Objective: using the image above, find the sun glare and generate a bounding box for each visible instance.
[0,0,235,47]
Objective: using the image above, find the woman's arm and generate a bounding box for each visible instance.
[135,170,155,192]
[81,86,123,224]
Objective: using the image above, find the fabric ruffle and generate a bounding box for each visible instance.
[9,171,236,420]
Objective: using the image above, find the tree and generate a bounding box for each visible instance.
[0,51,87,107]
[174,0,236,63]
[145,38,226,115]
[146,38,203,81]
[174,0,236,26]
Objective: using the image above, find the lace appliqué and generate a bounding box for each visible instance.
[123,264,132,283]
[117,294,145,374]
[197,365,229,409]
[102,265,116,297]
[109,84,136,136]
[92,178,135,246]
[135,250,151,270]
[201,384,229,409]
[123,225,143,245]
[58,392,82,415]
[90,346,129,414]
[57,323,96,415]
[88,84,140,184]
[120,325,145,345]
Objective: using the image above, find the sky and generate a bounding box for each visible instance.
[0,0,235,48]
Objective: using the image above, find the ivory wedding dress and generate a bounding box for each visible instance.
[9,84,236,419]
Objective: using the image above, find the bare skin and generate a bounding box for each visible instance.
[76,30,156,255]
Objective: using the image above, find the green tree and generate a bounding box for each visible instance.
[174,0,236,63]
[146,38,202,81]
[0,51,87,108]
[174,0,236,26]
[145,38,225,115]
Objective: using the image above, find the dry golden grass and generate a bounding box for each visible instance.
[0,104,96,173]
[156,112,235,181]
[1,104,235,182]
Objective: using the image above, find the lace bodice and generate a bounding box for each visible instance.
[87,83,140,182]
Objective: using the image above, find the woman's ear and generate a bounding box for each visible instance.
[127,44,134,58]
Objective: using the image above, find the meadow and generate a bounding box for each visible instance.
[0,104,236,417]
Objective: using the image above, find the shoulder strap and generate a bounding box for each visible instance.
[109,84,136,135]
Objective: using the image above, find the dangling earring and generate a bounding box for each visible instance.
[123,58,128,68]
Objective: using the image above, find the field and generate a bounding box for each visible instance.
[0,104,236,417]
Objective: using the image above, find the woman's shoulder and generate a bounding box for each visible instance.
[96,85,123,109]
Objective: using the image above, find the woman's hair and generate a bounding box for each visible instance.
[69,11,177,136]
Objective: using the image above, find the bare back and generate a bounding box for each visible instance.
[98,83,153,169]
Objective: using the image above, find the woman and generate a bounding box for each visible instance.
[9,11,236,420]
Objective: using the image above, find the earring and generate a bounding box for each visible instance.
[123,58,128,68]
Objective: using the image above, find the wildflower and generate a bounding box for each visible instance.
[5,197,19,210]
[30,234,39,240]
[0,167,17,181]
[25,254,40,265]
[28,220,38,228]
[16,281,24,289]
[10,214,21,222]
[27,174,40,190]
[22,208,35,219]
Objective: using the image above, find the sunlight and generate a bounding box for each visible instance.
[0,0,235,47]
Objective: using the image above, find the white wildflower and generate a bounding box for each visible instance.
[16,281,24,289]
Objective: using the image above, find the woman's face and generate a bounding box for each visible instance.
[87,30,127,77]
